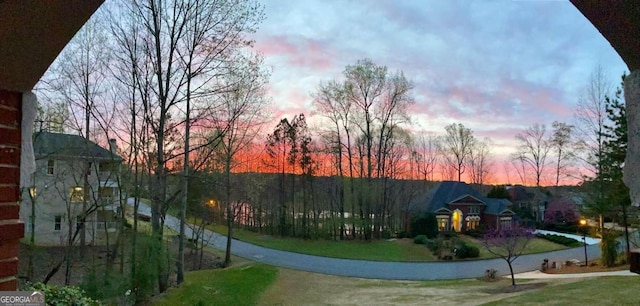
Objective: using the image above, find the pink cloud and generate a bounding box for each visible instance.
[256,35,336,72]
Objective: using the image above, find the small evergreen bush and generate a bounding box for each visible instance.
[413,235,429,245]
[454,242,480,259]
[425,239,438,253]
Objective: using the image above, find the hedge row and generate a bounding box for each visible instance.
[537,234,582,247]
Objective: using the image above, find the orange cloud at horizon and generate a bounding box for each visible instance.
[229,143,583,187]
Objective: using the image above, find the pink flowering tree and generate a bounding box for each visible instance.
[482,224,535,286]
[544,198,579,225]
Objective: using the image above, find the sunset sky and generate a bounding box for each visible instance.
[249,0,628,185]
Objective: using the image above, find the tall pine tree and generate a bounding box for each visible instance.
[600,74,631,254]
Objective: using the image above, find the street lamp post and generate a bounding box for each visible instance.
[579,218,588,266]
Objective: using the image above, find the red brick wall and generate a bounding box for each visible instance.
[0,90,23,291]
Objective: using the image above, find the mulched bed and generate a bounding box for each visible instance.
[543,262,629,274]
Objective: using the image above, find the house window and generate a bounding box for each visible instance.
[99,187,115,205]
[437,216,449,231]
[500,217,512,230]
[86,162,92,176]
[466,219,479,230]
[70,186,84,202]
[47,159,55,175]
[54,215,62,231]
[468,206,479,214]
[29,187,36,198]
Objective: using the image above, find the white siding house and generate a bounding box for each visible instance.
[20,132,123,246]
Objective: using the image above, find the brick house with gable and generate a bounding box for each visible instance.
[410,181,516,232]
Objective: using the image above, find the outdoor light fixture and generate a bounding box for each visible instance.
[579,218,588,266]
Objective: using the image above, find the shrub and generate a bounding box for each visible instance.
[536,234,582,247]
[425,239,438,253]
[25,282,101,306]
[410,212,439,238]
[81,266,130,303]
[617,251,628,265]
[130,233,172,303]
[454,242,480,259]
[483,269,498,281]
[600,230,620,267]
[396,231,408,239]
[463,229,482,238]
[441,231,458,239]
[413,235,429,245]
[467,245,480,258]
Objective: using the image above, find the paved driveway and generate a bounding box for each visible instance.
[133,202,601,280]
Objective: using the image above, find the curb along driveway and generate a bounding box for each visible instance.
[139,202,602,281]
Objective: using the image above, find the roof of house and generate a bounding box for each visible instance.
[507,185,532,201]
[485,198,513,215]
[411,181,513,216]
[33,131,121,161]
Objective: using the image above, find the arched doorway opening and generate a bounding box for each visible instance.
[452,209,463,232]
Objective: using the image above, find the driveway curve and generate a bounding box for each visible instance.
[137,202,602,280]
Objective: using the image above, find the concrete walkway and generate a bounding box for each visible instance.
[132,202,615,280]
[514,270,636,279]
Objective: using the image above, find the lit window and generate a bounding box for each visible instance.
[70,186,84,202]
[54,215,62,231]
[437,216,449,231]
[47,159,55,175]
[466,220,479,230]
[29,188,36,198]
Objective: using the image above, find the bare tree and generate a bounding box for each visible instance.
[512,124,550,187]
[469,137,493,185]
[413,133,441,182]
[574,66,613,231]
[343,58,414,240]
[482,224,534,286]
[212,55,270,267]
[574,66,611,178]
[549,121,575,186]
[313,80,351,239]
[111,0,265,291]
[441,123,475,182]
[36,11,112,253]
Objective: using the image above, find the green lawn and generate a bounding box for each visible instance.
[483,276,640,305]
[463,235,568,259]
[153,264,278,306]
[197,220,568,262]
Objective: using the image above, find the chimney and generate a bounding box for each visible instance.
[109,139,117,155]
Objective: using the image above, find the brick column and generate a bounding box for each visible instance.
[0,90,23,291]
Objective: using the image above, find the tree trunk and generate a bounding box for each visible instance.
[508,261,516,286]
